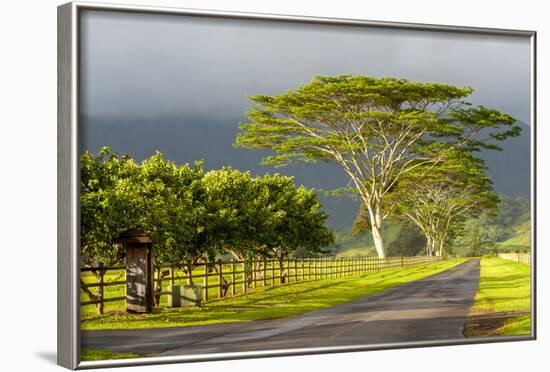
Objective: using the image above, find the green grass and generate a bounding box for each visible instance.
[498,314,531,335]
[336,246,376,257]
[497,221,531,250]
[469,257,531,335]
[81,261,288,316]
[81,348,141,361]
[81,258,466,330]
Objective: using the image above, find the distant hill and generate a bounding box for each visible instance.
[498,220,531,250]
[81,115,531,232]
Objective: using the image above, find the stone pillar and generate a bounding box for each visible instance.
[115,229,153,313]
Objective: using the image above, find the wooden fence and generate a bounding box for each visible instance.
[80,255,444,312]
[498,252,531,266]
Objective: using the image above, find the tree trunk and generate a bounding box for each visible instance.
[371,224,386,259]
[94,267,106,315]
[278,256,286,284]
[368,207,386,258]
[426,236,434,257]
[437,239,445,257]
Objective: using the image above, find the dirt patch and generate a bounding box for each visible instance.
[463,310,529,337]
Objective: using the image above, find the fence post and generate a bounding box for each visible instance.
[313,259,316,279]
[288,258,291,283]
[187,263,193,285]
[97,263,104,315]
[169,268,175,287]
[263,257,267,287]
[252,259,257,289]
[271,258,275,286]
[280,258,284,284]
[203,259,209,302]
[217,260,223,298]
[243,259,247,293]
[231,259,236,296]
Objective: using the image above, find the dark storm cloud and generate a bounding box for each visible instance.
[80,10,532,125]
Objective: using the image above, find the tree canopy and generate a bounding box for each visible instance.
[354,150,499,256]
[80,148,334,272]
[236,75,520,257]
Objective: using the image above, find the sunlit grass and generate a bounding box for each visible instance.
[497,314,531,335]
[81,348,141,361]
[81,258,466,330]
[469,257,531,335]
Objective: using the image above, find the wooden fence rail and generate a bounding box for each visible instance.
[498,253,531,265]
[80,255,444,311]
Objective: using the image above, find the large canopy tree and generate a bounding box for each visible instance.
[236,75,519,257]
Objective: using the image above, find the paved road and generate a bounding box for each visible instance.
[82,259,480,356]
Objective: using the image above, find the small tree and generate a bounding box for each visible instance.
[387,151,499,256]
[236,75,519,257]
[386,223,426,257]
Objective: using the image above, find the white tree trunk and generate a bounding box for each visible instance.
[371,223,386,259]
[368,207,386,258]
[426,236,435,256]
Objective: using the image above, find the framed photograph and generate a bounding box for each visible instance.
[57,1,536,369]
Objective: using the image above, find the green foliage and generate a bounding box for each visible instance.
[80,147,140,267]
[452,197,531,255]
[386,223,426,257]
[236,75,519,257]
[80,149,334,270]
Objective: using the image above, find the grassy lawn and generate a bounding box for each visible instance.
[466,257,531,336]
[81,348,141,361]
[336,246,376,257]
[81,258,466,330]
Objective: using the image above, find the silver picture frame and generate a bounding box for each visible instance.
[58,1,537,369]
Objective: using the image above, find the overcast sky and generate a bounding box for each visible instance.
[80,10,532,126]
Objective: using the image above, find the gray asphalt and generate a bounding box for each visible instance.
[82,259,480,357]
